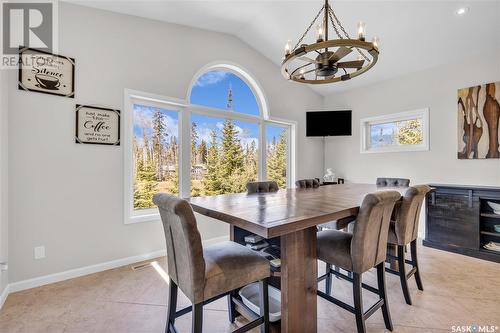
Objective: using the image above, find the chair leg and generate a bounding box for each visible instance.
[259,279,270,333]
[325,263,333,295]
[397,245,412,305]
[227,291,236,323]
[192,303,203,333]
[377,263,393,331]
[411,240,424,291]
[166,278,178,333]
[353,273,366,333]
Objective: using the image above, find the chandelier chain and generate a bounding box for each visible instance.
[292,5,325,51]
[326,5,343,39]
[329,7,370,61]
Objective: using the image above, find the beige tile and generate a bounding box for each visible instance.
[0,244,499,332]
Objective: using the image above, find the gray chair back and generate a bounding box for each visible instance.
[376,177,410,187]
[296,179,320,188]
[351,191,401,273]
[153,193,205,303]
[393,185,432,245]
[246,181,279,194]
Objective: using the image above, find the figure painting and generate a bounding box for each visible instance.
[458,81,500,159]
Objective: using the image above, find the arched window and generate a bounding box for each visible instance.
[124,64,294,223]
[190,70,260,116]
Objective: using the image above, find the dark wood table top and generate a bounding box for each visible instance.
[189,183,408,238]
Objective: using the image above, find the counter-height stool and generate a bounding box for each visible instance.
[317,191,401,333]
[376,177,410,187]
[386,185,432,305]
[246,181,279,194]
[153,193,270,333]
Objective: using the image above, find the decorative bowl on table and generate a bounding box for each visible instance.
[494,225,500,233]
[487,201,500,214]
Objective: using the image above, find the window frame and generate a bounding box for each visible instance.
[124,64,296,224]
[360,108,430,154]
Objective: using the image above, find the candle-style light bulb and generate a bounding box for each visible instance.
[284,40,292,56]
[317,24,324,42]
[372,36,380,50]
[357,21,366,41]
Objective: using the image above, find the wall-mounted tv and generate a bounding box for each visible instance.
[306,110,352,137]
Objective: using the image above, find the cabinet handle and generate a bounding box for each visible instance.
[431,192,436,205]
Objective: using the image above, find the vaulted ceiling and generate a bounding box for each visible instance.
[68,0,500,96]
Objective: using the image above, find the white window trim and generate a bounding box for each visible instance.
[124,66,296,225]
[360,108,430,154]
[123,89,187,224]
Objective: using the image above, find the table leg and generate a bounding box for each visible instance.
[280,227,317,333]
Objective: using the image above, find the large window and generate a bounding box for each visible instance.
[124,64,295,224]
[266,125,289,189]
[190,114,259,197]
[360,108,429,153]
[133,104,179,210]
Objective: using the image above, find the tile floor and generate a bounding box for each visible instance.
[0,243,499,333]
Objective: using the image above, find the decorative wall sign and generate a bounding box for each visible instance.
[18,47,75,98]
[458,81,500,159]
[76,105,120,145]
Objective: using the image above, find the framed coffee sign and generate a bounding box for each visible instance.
[75,105,120,146]
[18,47,75,98]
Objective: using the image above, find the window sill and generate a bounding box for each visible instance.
[125,212,161,225]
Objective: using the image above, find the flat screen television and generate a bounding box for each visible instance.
[306,110,352,137]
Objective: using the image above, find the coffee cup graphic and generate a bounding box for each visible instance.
[35,74,60,90]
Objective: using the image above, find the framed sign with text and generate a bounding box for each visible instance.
[75,105,120,146]
[18,47,75,98]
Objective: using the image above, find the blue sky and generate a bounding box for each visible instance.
[190,71,259,116]
[134,70,287,147]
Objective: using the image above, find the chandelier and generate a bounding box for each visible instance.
[281,0,379,84]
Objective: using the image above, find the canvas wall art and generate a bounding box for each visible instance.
[458,81,500,159]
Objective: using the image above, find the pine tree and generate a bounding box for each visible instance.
[152,111,167,181]
[191,122,199,165]
[203,130,222,195]
[219,119,245,193]
[134,158,158,209]
[198,140,208,165]
[267,132,287,188]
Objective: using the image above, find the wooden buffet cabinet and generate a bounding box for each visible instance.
[424,184,500,263]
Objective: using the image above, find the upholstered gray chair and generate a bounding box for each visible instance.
[295,178,320,188]
[376,177,410,187]
[246,181,279,194]
[153,193,270,333]
[317,191,401,333]
[386,185,432,305]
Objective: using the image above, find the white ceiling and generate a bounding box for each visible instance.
[68,0,500,96]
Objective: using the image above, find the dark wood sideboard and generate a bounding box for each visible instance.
[424,184,500,263]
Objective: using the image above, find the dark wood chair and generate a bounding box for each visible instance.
[386,185,432,305]
[246,181,279,194]
[317,191,401,333]
[153,193,270,333]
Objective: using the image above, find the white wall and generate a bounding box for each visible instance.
[0,69,9,299]
[7,3,323,283]
[323,52,500,187]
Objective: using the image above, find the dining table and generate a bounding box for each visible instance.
[188,183,408,333]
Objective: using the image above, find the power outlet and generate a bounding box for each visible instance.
[34,246,45,260]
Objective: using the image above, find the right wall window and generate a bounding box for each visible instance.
[266,124,289,188]
[361,108,429,153]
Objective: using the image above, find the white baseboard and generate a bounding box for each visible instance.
[0,284,9,309]
[1,235,229,309]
